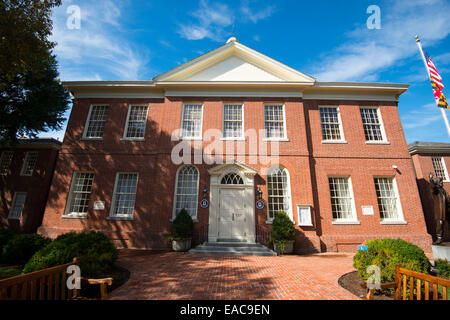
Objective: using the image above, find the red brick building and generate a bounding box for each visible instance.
[0,138,61,233]
[409,142,450,242]
[38,38,432,253]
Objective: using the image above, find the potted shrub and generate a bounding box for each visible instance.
[170,209,194,251]
[271,210,295,255]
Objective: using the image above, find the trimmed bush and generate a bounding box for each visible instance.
[271,211,295,242]
[435,259,450,278]
[353,238,431,283]
[1,233,51,264]
[0,228,15,255]
[170,209,194,241]
[23,231,118,277]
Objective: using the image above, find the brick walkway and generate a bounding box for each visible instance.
[109,250,360,300]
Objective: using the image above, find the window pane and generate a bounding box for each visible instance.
[360,108,383,141]
[0,151,14,175]
[125,106,147,138]
[264,105,285,138]
[432,157,448,180]
[328,177,355,220]
[21,152,38,176]
[111,173,138,216]
[67,172,94,215]
[174,165,199,218]
[223,104,243,138]
[181,105,203,138]
[267,167,290,219]
[375,177,400,220]
[319,107,341,141]
[9,192,27,219]
[85,105,108,138]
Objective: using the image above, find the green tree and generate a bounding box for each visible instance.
[0,0,70,145]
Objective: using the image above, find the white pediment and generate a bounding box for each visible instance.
[185,56,283,82]
[208,160,258,177]
[154,39,315,84]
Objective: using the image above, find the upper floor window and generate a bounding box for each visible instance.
[223,104,244,138]
[124,105,148,140]
[64,171,94,217]
[83,105,109,139]
[110,173,139,218]
[0,151,14,176]
[360,107,387,142]
[374,177,404,222]
[328,176,357,222]
[8,192,27,220]
[264,104,286,139]
[173,165,199,219]
[432,157,449,181]
[267,165,292,221]
[181,104,203,139]
[20,151,38,176]
[319,106,344,141]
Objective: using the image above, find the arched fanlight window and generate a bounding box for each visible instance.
[221,172,244,185]
[267,165,292,221]
[173,165,199,219]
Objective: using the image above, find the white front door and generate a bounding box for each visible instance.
[219,189,246,239]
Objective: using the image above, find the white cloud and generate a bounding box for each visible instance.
[240,1,275,23]
[313,0,450,81]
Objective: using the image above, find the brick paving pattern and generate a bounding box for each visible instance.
[109,250,360,300]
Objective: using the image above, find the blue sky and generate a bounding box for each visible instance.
[39,0,450,143]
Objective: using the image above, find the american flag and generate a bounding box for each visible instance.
[424,50,449,109]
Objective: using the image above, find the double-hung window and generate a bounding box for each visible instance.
[20,151,38,176]
[109,173,139,218]
[374,177,404,222]
[8,192,27,220]
[267,166,292,221]
[181,104,203,139]
[319,106,344,141]
[223,104,244,138]
[83,105,109,139]
[0,151,14,176]
[124,105,148,139]
[64,172,95,217]
[360,107,387,142]
[173,165,199,219]
[328,177,357,222]
[264,104,286,139]
[432,157,449,181]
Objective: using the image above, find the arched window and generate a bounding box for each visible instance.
[267,165,292,221]
[221,173,244,185]
[173,165,199,219]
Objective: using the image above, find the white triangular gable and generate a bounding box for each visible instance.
[154,39,315,83]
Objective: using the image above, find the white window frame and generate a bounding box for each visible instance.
[122,104,148,140]
[319,106,346,143]
[82,104,109,140]
[297,205,313,226]
[0,151,14,176]
[266,165,293,223]
[20,151,38,176]
[328,176,359,224]
[431,157,450,182]
[360,106,389,144]
[172,165,200,221]
[8,192,27,220]
[263,104,288,141]
[63,171,95,218]
[109,172,139,219]
[180,103,204,140]
[374,176,406,224]
[221,103,245,140]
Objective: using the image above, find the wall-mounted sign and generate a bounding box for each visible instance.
[93,201,105,210]
[362,206,374,215]
[256,200,264,210]
[200,199,209,209]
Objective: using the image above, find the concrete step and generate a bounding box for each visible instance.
[193,245,271,252]
[189,249,277,256]
[203,242,262,248]
[189,242,277,256]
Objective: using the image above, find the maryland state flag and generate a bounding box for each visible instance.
[424,51,449,109]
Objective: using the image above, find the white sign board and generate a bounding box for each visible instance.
[362,206,374,215]
[93,201,105,210]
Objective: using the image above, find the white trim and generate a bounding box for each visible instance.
[360,106,389,143]
[180,103,204,139]
[172,165,200,220]
[82,104,109,140]
[374,176,406,224]
[109,172,139,219]
[8,192,27,220]
[20,151,38,176]
[165,89,304,97]
[122,104,149,141]
[297,205,313,226]
[222,103,244,139]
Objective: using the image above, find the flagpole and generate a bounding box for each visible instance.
[415,35,450,139]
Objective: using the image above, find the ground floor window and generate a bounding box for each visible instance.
[267,165,292,221]
[8,192,27,220]
[65,172,94,217]
[109,173,139,218]
[173,165,199,219]
[328,176,357,222]
[374,177,403,221]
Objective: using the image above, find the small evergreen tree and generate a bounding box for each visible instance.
[170,209,194,241]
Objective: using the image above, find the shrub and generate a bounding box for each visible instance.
[170,209,194,241]
[353,238,431,283]
[23,231,118,277]
[435,259,450,278]
[271,211,295,242]
[0,228,15,255]
[1,233,51,265]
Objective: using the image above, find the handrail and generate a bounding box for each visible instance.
[256,224,272,247]
[193,223,209,246]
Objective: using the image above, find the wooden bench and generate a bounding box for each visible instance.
[366,264,450,300]
[0,258,113,300]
